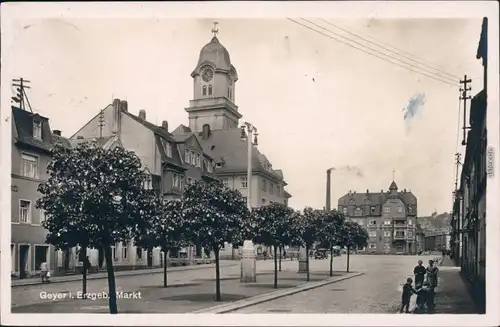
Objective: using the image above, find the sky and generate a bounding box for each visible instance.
[3,16,485,216]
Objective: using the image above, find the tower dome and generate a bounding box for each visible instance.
[196,36,232,71]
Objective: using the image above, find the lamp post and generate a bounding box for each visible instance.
[240,122,258,283]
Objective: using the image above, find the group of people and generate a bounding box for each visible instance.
[400,259,440,314]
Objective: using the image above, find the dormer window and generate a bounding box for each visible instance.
[206,159,213,173]
[216,162,223,168]
[33,120,42,139]
[161,139,172,157]
[184,150,190,164]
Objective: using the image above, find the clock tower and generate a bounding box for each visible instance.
[185,23,242,133]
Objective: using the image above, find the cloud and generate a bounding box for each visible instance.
[331,165,364,177]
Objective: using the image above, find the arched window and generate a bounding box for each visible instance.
[208,85,213,96]
[202,85,207,96]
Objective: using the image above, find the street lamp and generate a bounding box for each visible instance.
[326,167,335,211]
[239,122,258,283]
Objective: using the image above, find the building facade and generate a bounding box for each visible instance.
[337,181,418,254]
[450,17,487,313]
[11,106,70,278]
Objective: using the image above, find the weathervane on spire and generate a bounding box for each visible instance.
[211,21,219,37]
[392,169,395,181]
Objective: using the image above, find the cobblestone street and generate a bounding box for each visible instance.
[232,254,442,313]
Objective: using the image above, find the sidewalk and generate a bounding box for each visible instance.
[12,261,237,287]
[12,261,354,313]
[432,257,478,314]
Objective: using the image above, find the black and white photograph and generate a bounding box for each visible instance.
[1,2,499,326]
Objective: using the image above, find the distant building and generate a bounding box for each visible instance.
[337,180,418,254]
[10,106,70,278]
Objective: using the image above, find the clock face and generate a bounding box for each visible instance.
[202,68,214,82]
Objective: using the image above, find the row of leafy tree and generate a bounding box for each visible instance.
[37,142,368,314]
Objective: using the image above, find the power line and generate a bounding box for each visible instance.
[302,18,459,85]
[319,19,462,81]
[287,18,459,87]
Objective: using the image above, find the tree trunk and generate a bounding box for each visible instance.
[346,245,350,273]
[82,246,88,299]
[215,247,221,301]
[279,246,282,272]
[306,244,310,282]
[273,245,278,289]
[163,251,168,288]
[103,244,118,314]
[329,247,334,277]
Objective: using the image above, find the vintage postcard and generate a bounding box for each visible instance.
[1,1,499,326]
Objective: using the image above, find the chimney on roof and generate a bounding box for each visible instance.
[120,100,128,112]
[139,110,146,121]
[202,124,211,140]
[366,189,369,194]
[112,98,122,134]
[53,130,61,136]
[348,190,352,195]
[161,120,168,132]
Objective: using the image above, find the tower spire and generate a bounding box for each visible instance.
[211,21,219,38]
[392,169,395,181]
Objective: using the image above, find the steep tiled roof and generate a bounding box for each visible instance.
[389,181,398,191]
[338,189,417,206]
[197,128,285,182]
[12,106,54,152]
[172,124,192,134]
[51,133,72,148]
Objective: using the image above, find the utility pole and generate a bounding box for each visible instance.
[98,109,105,139]
[12,78,33,112]
[460,75,472,146]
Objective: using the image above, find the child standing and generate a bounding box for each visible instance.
[400,277,416,313]
[414,282,428,313]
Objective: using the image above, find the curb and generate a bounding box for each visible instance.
[192,272,365,314]
[12,262,238,287]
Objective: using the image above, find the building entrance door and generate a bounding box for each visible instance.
[19,245,30,279]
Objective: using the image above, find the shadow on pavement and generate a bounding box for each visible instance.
[242,283,296,289]
[140,283,202,289]
[160,293,249,302]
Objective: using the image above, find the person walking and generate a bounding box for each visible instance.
[40,261,49,283]
[413,260,426,286]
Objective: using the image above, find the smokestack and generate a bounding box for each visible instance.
[112,98,122,134]
[326,169,332,211]
[138,110,146,121]
[202,124,211,140]
[53,130,61,136]
[162,120,168,131]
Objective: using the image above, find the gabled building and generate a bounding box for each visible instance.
[11,106,70,279]
[337,180,418,254]
[70,99,216,271]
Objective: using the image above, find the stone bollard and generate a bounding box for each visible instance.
[298,247,308,273]
[240,240,257,283]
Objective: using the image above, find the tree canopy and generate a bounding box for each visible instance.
[252,202,297,248]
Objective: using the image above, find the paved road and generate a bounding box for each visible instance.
[232,254,435,313]
[11,257,322,308]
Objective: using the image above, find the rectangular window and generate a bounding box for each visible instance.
[370,206,376,214]
[122,242,128,259]
[369,243,377,249]
[19,200,31,223]
[408,231,413,238]
[384,231,391,237]
[33,120,42,139]
[384,220,391,225]
[173,173,179,188]
[384,207,391,213]
[222,178,229,187]
[184,150,190,164]
[40,209,47,224]
[196,155,201,167]
[343,207,348,215]
[395,231,405,237]
[243,197,248,204]
[206,160,213,173]
[408,205,413,213]
[397,206,403,213]
[276,186,280,196]
[21,154,38,178]
[369,231,377,237]
[165,141,172,157]
[143,174,152,190]
[112,246,117,259]
[369,220,377,226]
[240,177,248,188]
[355,207,362,216]
[136,247,143,259]
[34,245,48,270]
[187,177,193,185]
[269,183,274,194]
[408,219,413,225]
[262,179,267,192]
[357,219,364,226]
